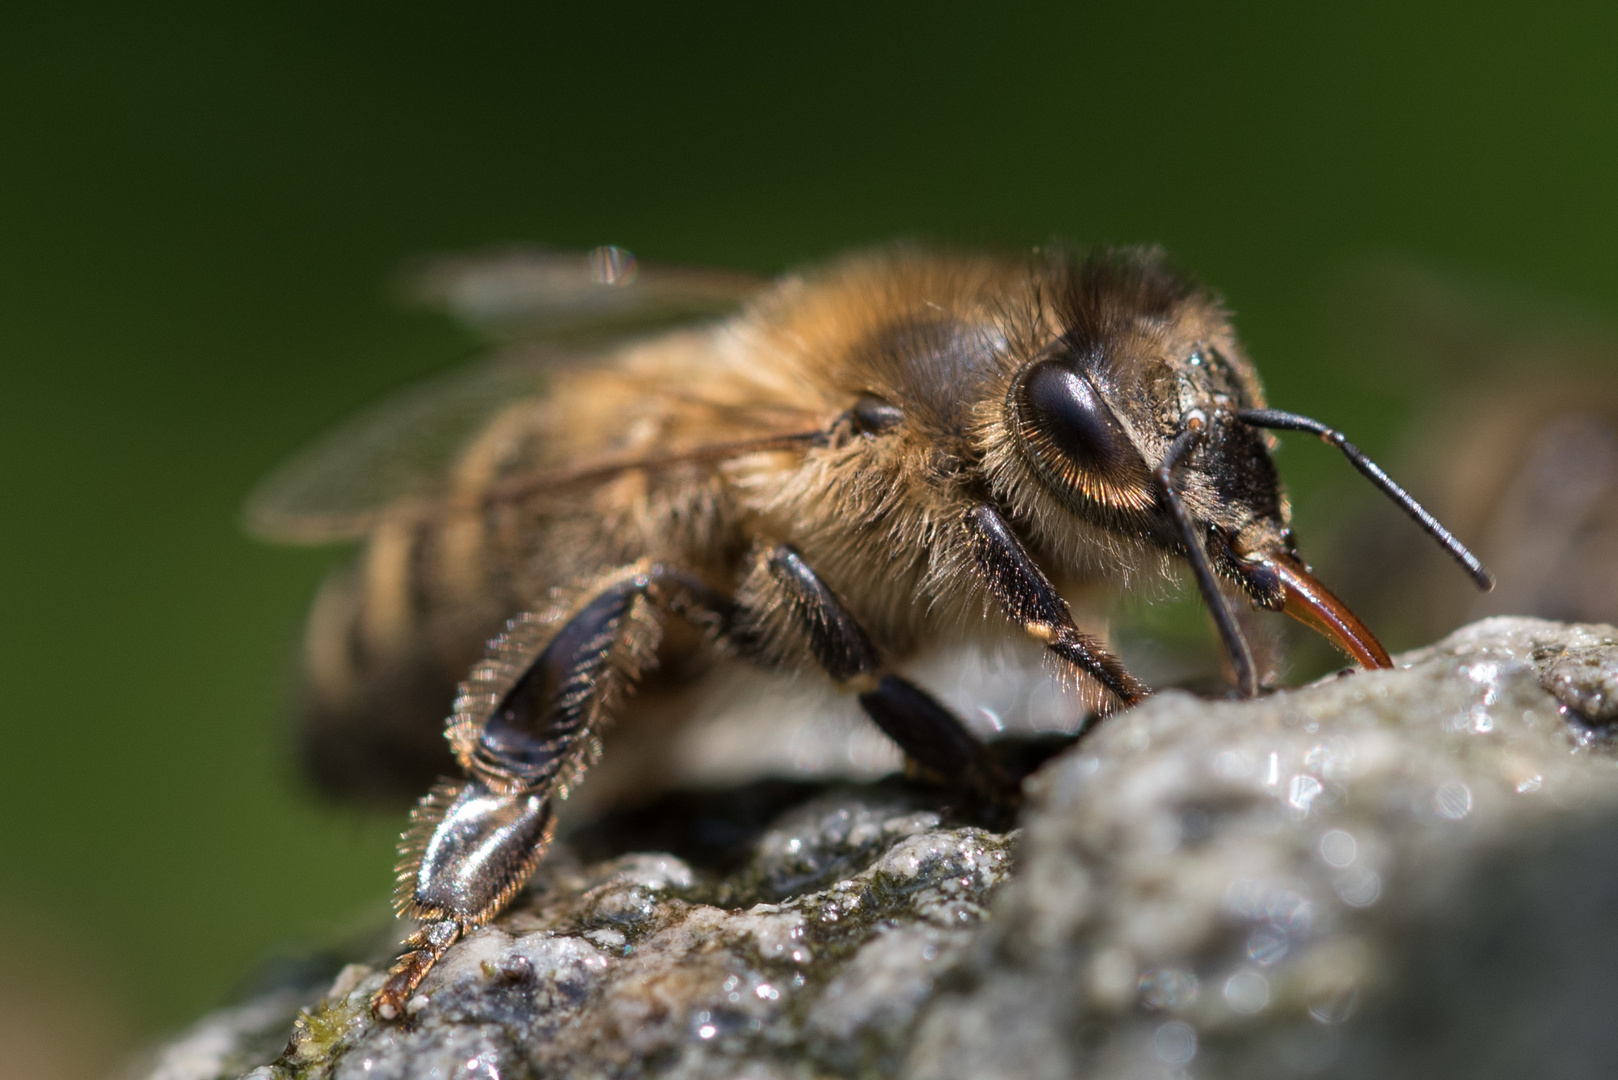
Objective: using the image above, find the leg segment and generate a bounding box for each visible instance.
[759,546,880,682]
[857,674,1007,793]
[752,546,1011,800]
[373,562,729,1019]
[964,505,1149,707]
[454,566,729,792]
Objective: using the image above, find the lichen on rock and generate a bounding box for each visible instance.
[131,618,1618,1080]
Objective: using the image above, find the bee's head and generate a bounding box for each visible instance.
[989,249,1486,691]
[1004,250,1292,583]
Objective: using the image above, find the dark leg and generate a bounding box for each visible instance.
[374,562,730,1019]
[963,505,1149,707]
[1155,423,1258,697]
[454,564,732,791]
[751,546,1013,801]
[857,674,1011,798]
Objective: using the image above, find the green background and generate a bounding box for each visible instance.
[3,2,1615,1063]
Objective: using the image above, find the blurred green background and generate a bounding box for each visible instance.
[4,3,1617,1072]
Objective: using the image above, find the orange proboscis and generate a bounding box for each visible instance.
[1265,553,1393,670]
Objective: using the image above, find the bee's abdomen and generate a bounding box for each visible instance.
[299,511,521,803]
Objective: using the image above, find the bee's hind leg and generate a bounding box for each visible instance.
[739,546,1014,806]
[372,562,733,1020]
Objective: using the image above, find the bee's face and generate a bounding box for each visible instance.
[999,256,1293,606]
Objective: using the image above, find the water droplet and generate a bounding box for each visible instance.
[698,1023,717,1040]
[1517,774,1543,794]
[1139,967,1200,1009]
[1335,869,1382,908]
[1288,774,1324,814]
[1434,781,1473,820]
[587,245,637,285]
[1153,1020,1198,1065]
[1305,738,1355,781]
[1225,880,1315,931]
[1224,970,1271,1014]
[1246,927,1288,966]
[1318,829,1357,868]
[1308,984,1361,1024]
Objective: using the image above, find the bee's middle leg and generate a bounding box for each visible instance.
[964,504,1150,707]
[740,546,1013,803]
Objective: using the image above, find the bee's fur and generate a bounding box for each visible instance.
[260,244,1406,1017]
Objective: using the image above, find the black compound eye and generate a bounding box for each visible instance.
[1016,359,1133,474]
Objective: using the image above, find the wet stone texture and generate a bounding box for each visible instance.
[134,618,1618,1080]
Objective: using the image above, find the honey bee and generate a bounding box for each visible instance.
[247,243,1492,1019]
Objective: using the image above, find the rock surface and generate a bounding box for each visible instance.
[129,617,1618,1080]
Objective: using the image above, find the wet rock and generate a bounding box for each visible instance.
[1537,641,1618,723]
[129,618,1618,1080]
[908,616,1618,1080]
[171,789,1015,1080]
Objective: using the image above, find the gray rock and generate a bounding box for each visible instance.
[908,616,1618,1080]
[130,618,1618,1080]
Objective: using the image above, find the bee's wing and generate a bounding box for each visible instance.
[244,353,562,544]
[405,245,766,340]
[249,247,769,545]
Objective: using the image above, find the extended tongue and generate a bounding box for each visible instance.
[1265,552,1393,670]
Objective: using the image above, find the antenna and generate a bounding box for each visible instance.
[1236,408,1495,591]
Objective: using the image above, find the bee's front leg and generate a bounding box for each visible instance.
[963,504,1150,707]
[372,562,731,1020]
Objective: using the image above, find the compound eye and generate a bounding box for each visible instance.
[1016,359,1134,476]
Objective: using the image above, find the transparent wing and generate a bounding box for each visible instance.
[248,246,769,545]
[406,244,765,340]
[244,353,560,544]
